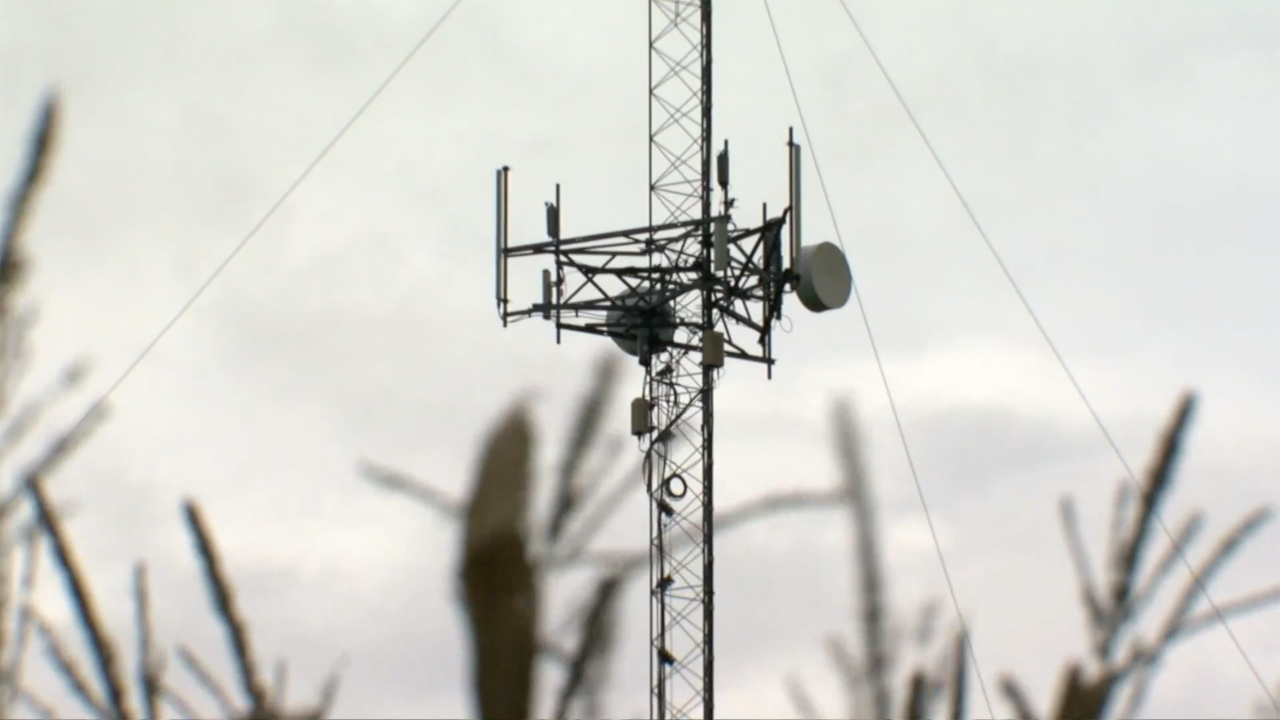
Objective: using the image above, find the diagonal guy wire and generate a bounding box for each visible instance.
[57,0,467,437]
[761,2,997,717]
[833,0,1276,713]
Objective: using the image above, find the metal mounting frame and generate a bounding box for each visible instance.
[493,1,808,717]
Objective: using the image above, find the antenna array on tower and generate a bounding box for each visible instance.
[492,2,851,718]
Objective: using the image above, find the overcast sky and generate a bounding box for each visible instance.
[2,1,1277,718]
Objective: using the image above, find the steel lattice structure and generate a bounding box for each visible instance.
[493,1,844,718]
[645,2,715,718]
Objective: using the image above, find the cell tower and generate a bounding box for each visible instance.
[492,1,851,718]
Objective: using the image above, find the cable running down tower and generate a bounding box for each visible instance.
[493,1,852,718]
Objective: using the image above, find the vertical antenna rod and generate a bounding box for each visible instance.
[648,0,715,717]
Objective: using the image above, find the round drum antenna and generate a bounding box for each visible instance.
[796,242,852,313]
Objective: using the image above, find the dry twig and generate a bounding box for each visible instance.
[788,400,960,720]
[27,466,132,720]
[549,355,618,543]
[1005,391,1280,719]
[552,572,622,720]
[182,501,272,716]
[132,564,161,720]
[27,608,108,718]
[175,645,237,718]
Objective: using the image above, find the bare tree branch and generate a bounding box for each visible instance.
[357,460,459,519]
[784,676,820,720]
[132,564,161,720]
[175,645,237,718]
[27,609,108,719]
[1058,496,1105,647]
[833,401,891,720]
[459,405,537,720]
[996,674,1038,720]
[947,629,968,720]
[15,686,57,720]
[159,685,201,720]
[27,469,132,720]
[1127,511,1204,628]
[552,573,622,720]
[549,355,618,543]
[1114,507,1276,715]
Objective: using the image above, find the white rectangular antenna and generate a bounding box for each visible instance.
[713,218,729,272]
[630,397,650,436]
[788,129,801,270]
[540,269,552,320]
[716,139,729,190]
[702,329,725,368]
[495,166,510,322]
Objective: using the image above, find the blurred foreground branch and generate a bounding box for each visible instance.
[363,354,852,718]
[789,391,1279,720]
[1025,392,1277,719]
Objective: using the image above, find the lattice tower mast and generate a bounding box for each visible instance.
[493,2,852,718]
[646,1,716,718]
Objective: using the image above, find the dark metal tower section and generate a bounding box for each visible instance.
[494,2,810,718]
[646,1,715,718]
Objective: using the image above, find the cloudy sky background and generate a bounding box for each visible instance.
[2,0,1277,717]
